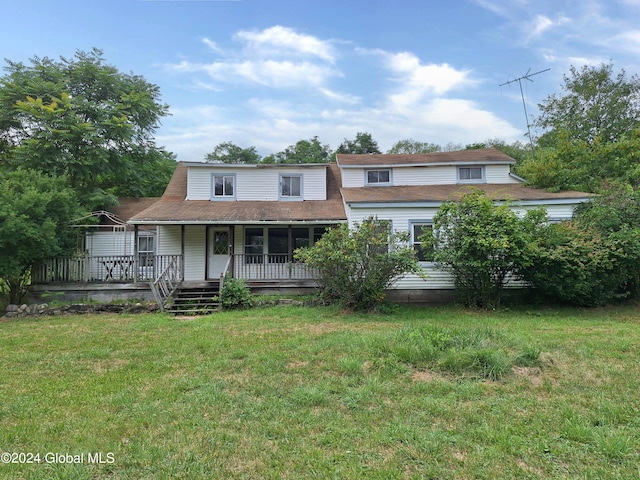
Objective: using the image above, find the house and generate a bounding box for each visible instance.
[31,148,592,306]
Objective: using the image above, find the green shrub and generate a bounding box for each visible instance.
[220,278,253,309]
[294,217,422,311]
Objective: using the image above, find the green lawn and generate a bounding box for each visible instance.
[0,305,638,479]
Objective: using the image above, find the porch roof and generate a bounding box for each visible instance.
[129,162,347,224]
[341,183,594,205]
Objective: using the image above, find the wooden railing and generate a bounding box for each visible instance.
[31,255,183,284]
[150,256,183,312]
[232,254,316,280]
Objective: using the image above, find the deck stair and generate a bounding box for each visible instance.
[167,281,220,315]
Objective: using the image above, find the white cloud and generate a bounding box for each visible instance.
[319,88,361,105]
[202,37,222,54]
[235,25,336,62]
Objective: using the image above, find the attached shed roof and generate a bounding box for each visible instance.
[336,148,516,167]
[129,162,347,224]
[341,184,594,205]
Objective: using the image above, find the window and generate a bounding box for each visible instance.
[458,166,484,183]
[244,226,329,264]
[212,174,235,199]
[244,227,264,263]
[268,228,288,263]
[370,219,391,255]
[138,235,155,267]
[280,175,302,198]
[411,223,433,262]
[366,169,391,185]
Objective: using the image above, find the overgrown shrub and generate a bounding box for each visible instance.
[422,189,547,309]
[294,217,422,311]
[220,278,253,309]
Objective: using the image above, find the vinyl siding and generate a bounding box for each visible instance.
[157,226,182,255]
[86,230,134,256]
[183,225,206,281]
[186,165,327,201]
[340,164,516,187]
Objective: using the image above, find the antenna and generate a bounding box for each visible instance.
[500,68,550,159]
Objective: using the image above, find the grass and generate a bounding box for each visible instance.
[0,304,639,479]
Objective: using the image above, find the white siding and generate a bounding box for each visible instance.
[485,164,520,183]
[183,226,206,281]
[157,226,182,255]
[393,166,455,185]
[340,164,517,187]
[86,230,134,256]
[186,165,327,201]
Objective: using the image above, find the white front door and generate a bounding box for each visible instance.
[208,227,231,279]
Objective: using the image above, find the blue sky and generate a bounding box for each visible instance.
[2,0,639,161]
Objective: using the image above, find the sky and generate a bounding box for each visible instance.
[1,0,639,161]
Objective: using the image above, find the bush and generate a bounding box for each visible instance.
[294,217,422,311]
[423,189,547,309]
[220,278,253,309]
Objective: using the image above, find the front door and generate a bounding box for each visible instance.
[208,227,231,279]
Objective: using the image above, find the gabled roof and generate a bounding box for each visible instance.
[336,148,516,167]
[129,162,347,224]
[341,184,593,205]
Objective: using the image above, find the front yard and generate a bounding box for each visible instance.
[0,305,638,479]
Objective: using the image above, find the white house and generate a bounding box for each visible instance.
[31,148,593,305]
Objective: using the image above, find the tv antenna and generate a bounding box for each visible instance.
[500,68,550,159]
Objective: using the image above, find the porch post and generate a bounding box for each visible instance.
[133,225,139,281]
[181,225,186,281]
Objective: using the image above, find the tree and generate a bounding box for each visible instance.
[535,63,640,145]
[0,48,173,208]
[294,218,422,311]
[336,132,381,154]
[516,127,640,192]
[0,169,82,304]
[262,136,332,164]
[387,139,441,154]
[205,141,261,164]
[423,189,546,308]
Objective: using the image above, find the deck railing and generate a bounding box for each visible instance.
[232,254,316,280]
[31,255,183,284]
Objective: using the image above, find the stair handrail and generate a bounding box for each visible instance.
[150,256,181,311]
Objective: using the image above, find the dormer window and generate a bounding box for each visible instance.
[211,174,236,200]
[366,169,391,185]
[280,174,302,199]
[458,166,484,183]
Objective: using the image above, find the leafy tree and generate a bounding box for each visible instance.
[263,136,332,164]
[0,169,82,304]
[336,132,381,154]
[535,62,640,145]
[387,139,441,154]
[422,189,546,308]
[295,217,422,311]
[205,141,261,164]
[0,48,173,208]
[517,127,640,192]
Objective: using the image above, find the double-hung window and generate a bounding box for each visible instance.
[457,166,484,183]
[137,235,155,267]
[212,174,235,199]
[280,175,302,199]
[366,169,391,185]
[411,223,433,262]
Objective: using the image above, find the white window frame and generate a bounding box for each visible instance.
[211,173,236,200]
[457,166,485,183]
[410,221,433,263]
[365,169,392,186]
[279,174,303,200]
